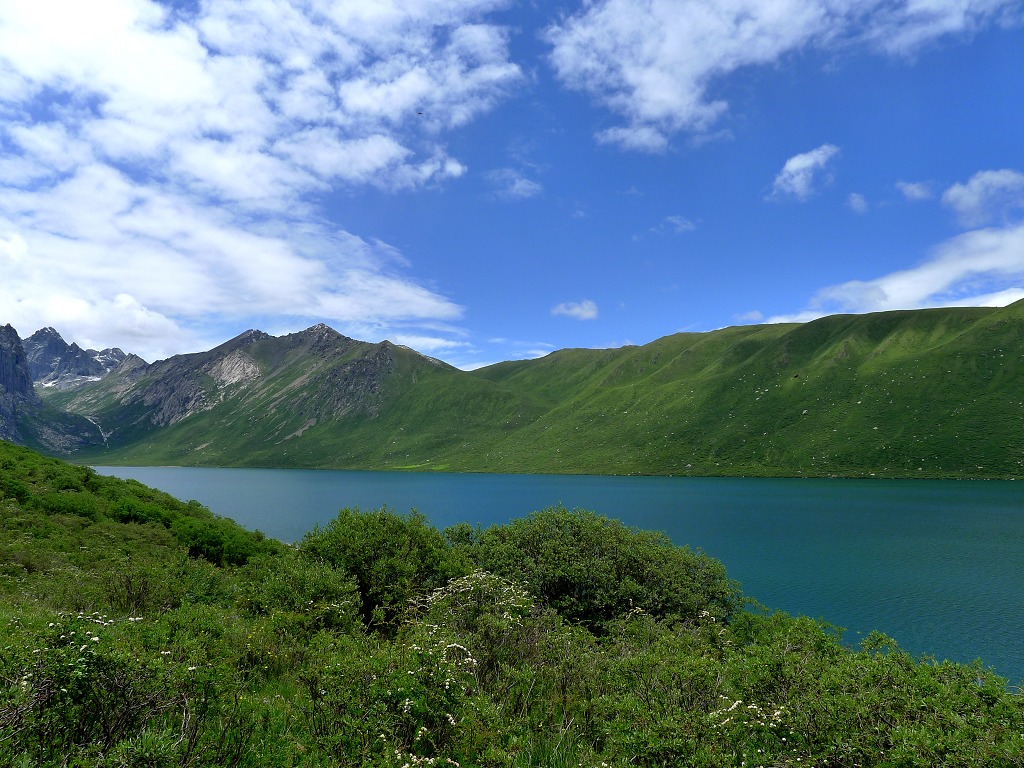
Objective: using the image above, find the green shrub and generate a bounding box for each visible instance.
[472,507,740,631]
[300,507,469,630]
[0,475,29,503]
[170,516,270,566]
[301,627,493,765]
[0,614,180,763]
[237,553,361,634]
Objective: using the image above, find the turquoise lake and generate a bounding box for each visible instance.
[94,466,1024,686]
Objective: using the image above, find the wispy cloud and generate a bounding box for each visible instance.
[768,222,1024,322]
[646,214,697,236]
[942,169,1024,226]
[768,144,840,201]
[486,168,543,200]
[896,180,934,201]
[545,0,1019,150]
[847,193,868,213]
[391,334,473,355]
[552,299,599,320]
[0,0,520,359]
[665,215,697,232]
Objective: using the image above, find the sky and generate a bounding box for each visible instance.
[0,0,1022,369]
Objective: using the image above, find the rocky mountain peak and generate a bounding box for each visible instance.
[23,327,129,391]
[299,323,347,342]
[237,329,270,343]
[208,329,270,357]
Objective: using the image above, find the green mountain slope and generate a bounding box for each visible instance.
[43,304,1024,477]
[464,303,1024,477]
[48,324,539,470]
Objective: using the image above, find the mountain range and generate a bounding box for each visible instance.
[3,301,1024,478]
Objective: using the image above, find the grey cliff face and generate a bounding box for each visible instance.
[0,325,40,442]
[24,327,128,390]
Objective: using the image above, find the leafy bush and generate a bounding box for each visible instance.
[170,515,271,566]
[236,553,361,634]
[0,614,181,764]
[472,506,740,630]
[300,507,469,629]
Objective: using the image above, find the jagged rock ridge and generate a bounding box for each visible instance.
[24,327,128,390]
[0,325,104,452]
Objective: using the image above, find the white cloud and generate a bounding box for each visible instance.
[768,144,840,201]
[942,169,1024,226]
[487,168,543,200]
[665,215,697,232]
[545,0,1020,150]
[896,180,934,201]
[847,192,869,213]
[647,214,697,236]
[595,125,670,153]
[767,222,1024,322]
[391,334,473,355]
[0,165,465,359]
[0,0,520,359]
[551,299,599,320]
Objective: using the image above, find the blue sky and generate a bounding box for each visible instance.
[1,0,1022,368]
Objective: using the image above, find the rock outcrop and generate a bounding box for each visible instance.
[0,324,104,452]
[24,327,128,390]
[0,324,40,442]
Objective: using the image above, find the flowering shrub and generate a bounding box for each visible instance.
[0,613,179,763]
[301,624,488,764]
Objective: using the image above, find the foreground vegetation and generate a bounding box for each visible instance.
[2,440,1022,767]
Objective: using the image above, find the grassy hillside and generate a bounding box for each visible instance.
[49,327,541,471]
[45,304,1024,477]
[459,304,1024,477]
[2,441,1022,767]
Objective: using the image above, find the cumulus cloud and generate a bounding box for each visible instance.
[545,0,1019,150]
[897,180,935,201]
[646,214,697,236]
[487,168,543,200]
[552,299,599,320]
[0,169,464,359]
[942,169,1024,226]
[665,215,697,232]
[767,222,1024,323]
[768,144,840,201]
[0,0,519,358]
[847,193,869,213]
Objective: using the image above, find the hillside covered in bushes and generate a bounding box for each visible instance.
[1,440,1021,766]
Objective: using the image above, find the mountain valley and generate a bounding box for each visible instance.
[3,302,1024,478]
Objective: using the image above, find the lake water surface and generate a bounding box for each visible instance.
[94,466,1024,686]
